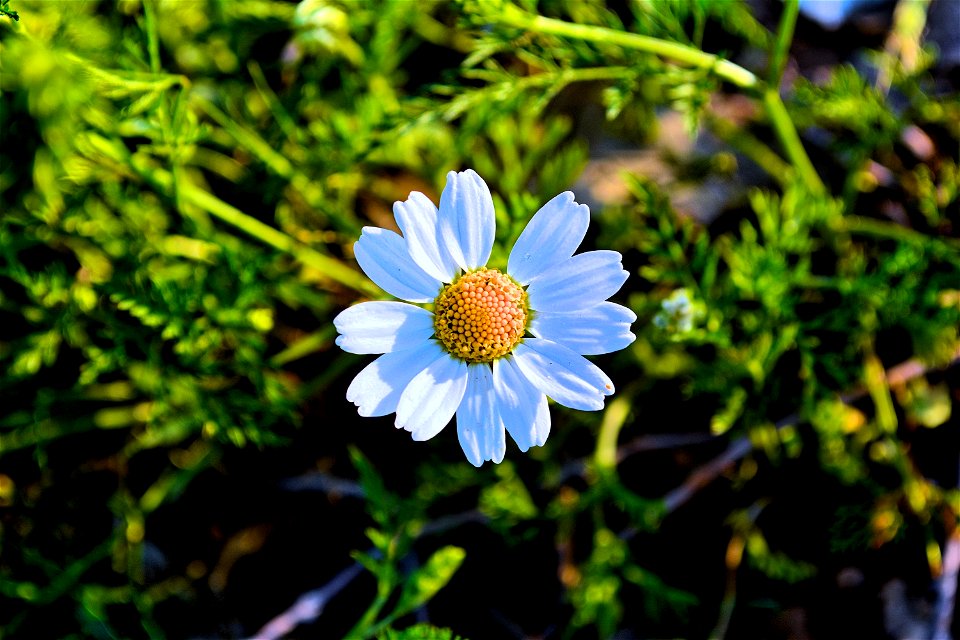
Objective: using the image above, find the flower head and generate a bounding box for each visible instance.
[334,170,636,466]
[653,288,703,334]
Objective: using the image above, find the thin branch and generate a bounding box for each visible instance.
[710,534,744,640]
[661,347,960,515]
[663,437,754,514]
[420,509,487,536]
[768,0,799,86]
[250,510,484,638]
[251,561,365,640]
[492,3,826,194]
[558,432,719,482]
[279,472,365,498]
[761,88,825,194]
[932,529,960,640]
[493,5,759,90]
[618,432,718,459]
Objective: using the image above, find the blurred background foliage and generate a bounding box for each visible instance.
[1,0,958,638]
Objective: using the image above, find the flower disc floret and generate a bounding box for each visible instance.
[433,268,527,363]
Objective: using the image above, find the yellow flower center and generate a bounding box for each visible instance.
[433,268,528,363]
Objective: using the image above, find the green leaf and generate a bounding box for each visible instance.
[378,623,468,640]
[478,462,537,524]
[0,0,19,21]
[392,546,466,618]
[350,446,399,528]
[710,386,747,436]
[351,550,383,579]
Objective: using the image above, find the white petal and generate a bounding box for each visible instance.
[354,227,442,303]
[526,250,629,312]
[334,301,435,354]
[346,341,446,417]
[507,191,590,284]
[493,357,551,451]
[438,169,495,271]
[396,352,468,441]
[529,302,637,355]
[394,191,460,283]
[512,339,614,411]
[456,364,506,466]
[531,391,550,447]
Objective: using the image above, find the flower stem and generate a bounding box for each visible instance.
[841,216,960,260]
[344,566,394,639]
[129,157,380,297]
[763,0,825,194]
[180,184,381,297]
[143,0,162,76]
[493,4,827,194]
[594,395,631,471]
[768,0,799,85]
[762,88,825,194]
[704,113,792,188]
[496,4,759,90]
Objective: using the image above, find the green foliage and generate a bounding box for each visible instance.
[568,527,696,636]
[379,623,468,640]
[0,0,18,21]
[393,546,466,619]
[729,507,817,583]
[791,65,901,148]
[2,0,958,638]
[346,448,471,638]
[478,460,537,527]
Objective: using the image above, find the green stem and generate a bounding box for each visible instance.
[180,184,381,297]
[413,12,475,53]
[191,94,362,235]
[269,327,336,367]
[495,5,827,194]
[130,159,380,297]
[0,418,97,452]
[761,89,825,193]
[445,65,635,120]
[37,539,114,605]
[704,113,792,188]
[496,5,759,90]
[192,95,295,181]
[143,0,161,76]
[247,60,300,143]
[768,0,799,85]
[344,584,392,639]
[842,216,960,260]
[594,396,630,471]
[763,0,824,193]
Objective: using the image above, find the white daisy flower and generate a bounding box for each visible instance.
[334,169,636,466]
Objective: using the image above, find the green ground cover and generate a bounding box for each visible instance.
[1,1,958,638]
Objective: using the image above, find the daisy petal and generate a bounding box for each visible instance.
[457,364,506,466]
[394,191,459,283]
[513,339,614,411]
[530,302,637,355]
[346,341,447,417]
[526,250,629,312]
[531,391,550,447]
[494,357,551,451]
[354,227,441,303]
[438,169,495,271]
[396,353,468,441]
[507,192,590,285]
[334,301,435,354]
